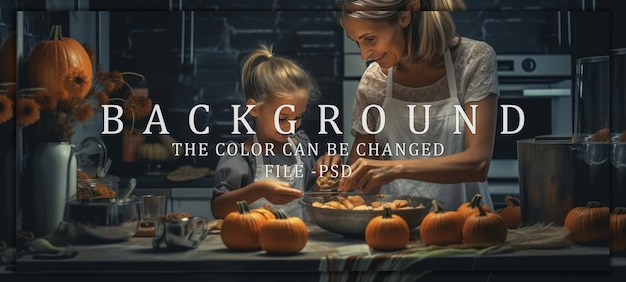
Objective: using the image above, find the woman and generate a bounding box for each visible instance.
[337,0,499,211]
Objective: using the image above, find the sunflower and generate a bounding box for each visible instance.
[15,97,40,126]
[62,68,92,101]
[34,89,58,111]
[123,95,153,120]
[94,90,109,106]
[73,103,95,122]
[0,94,13,123]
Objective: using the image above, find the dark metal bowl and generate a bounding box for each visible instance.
[299,194,433,238]
[65,198,143,242]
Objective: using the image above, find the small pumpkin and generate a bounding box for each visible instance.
[220,201,268,251]
[26,25,93,102]
[365,206,410,251]
[419,200,464,246]
[497,195,521,229]
[610,207,626,253]
[259,209,308,255]
[138,142,171,163]
[457,194,492,220]
[0,32,16,84]
[462,202,508,244]
[564,201,610,243]
[253,204,277,221]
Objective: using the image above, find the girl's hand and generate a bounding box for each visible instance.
[314,153,343,177]
[338,157,399,193]
[256,179,303,204]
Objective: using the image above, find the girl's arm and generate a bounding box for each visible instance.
[211,180,303,219]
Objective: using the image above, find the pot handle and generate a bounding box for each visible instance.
[188,217,209,247]
[152,220,166,249]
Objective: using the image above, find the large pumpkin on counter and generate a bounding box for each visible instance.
[220,201,268,251]
[564,201,610,243]
[419,200,464,246]
[610,207,626,253]
[259,209,308,255]
[26,25,93,102]
[0,32,16,84]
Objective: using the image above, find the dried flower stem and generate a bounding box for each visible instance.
[105,78,135,96]
[108,97,136,135]
[120,72,145,81]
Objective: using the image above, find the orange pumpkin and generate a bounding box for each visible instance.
[457,194,492,220]
[220,201,268,251]
[0,32,16,84]
[26,25,93,102]
[462,203,508,244]
[610,207,626,253]
[497,195,521,229]
[254,204,277,221]
[259,209,308,255]
[419,200,465,246]
[365,206,410,251]
[564,201,610,243]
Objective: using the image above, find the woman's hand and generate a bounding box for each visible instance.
[338,157,400,193]
[256,179,303,204]
[314,153,343,177]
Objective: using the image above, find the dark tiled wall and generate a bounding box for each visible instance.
[107,9,344,169]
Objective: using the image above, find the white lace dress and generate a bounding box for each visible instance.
[351,37,500,135]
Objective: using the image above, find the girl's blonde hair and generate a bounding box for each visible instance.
[338,0,466,62]
[241,43,319,104]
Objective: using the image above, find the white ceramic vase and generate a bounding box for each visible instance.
[30,142,77,237]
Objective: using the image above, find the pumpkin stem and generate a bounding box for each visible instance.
[120,72,146,81]
[50,25,63,40]
[236,201,251,214]
[505,195,521,207]
[613,207,626,214]
[476,200,487,217]
[431,200,443,213]
[585,201,601,208]
[470,194,483,209]
[383,206,393,219]
[274,209,288,220]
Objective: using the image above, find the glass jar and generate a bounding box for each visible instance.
[77,174,120,200]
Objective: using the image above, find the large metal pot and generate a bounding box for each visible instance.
[65,197,143,242]
[299,193,433,238]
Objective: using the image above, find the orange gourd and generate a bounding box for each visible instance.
[365,206,410,251]
[419,200,465,246]
[457,194,492,220]
[610,207,626,253]
[220,201,268,251]
[26,25,93,102]
[462,202,508,244]
[0,32,16,84]
[253,205,277,221]
[564,201,610,243]
[259,209,308,255]
[497,195,521,229]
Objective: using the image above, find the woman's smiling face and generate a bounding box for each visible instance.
[341,12,410,69]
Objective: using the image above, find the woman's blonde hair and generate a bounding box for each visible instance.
[338,0,466,62]
[241,43,319,104]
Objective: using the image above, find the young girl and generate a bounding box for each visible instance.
[211,43,341,219]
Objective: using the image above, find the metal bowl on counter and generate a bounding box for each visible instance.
[65,197,143,242]
[299,193,433,238]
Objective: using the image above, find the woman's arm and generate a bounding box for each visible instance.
[339,94,498,193]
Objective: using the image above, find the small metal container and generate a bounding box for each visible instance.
[152,216,210,250]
